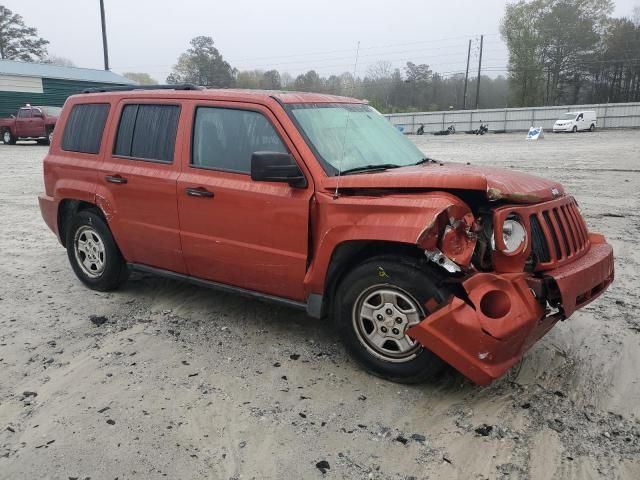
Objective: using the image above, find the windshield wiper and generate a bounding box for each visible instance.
[414,157,436,165]
[339,164,402,175]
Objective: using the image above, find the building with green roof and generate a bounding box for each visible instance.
[0,60,135,117]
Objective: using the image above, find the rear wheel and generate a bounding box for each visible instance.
[589,124,595,132]
[2,129,16,145]
[66,210,129,291]
[334,256,449,383]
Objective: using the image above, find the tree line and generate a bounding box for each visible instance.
[161,0,640,110]
[502,0,640,106]
[161,36,509,113]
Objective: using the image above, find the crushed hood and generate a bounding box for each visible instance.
[321,162,565,204]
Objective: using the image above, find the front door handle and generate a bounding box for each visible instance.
[105,175,128,184]
[185,187,214,198]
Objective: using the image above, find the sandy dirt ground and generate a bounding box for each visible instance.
[0,130,639,480]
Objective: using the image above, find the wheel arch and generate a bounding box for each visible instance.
[57,199,107,248]
[318,240,426,319]
[1,126,16,142]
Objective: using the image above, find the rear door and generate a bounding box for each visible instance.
[31,108,47,137]
[99,100,187,274]
[176,101,313,301]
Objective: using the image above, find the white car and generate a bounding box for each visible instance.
[553,111,597,133]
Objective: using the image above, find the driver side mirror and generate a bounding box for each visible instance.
[251,152,307,188]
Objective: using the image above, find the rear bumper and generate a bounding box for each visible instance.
[407,235,614,385]
[38,193,60,241]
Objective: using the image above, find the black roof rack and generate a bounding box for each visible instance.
[82,83,203,94]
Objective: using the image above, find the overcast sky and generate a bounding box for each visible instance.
[4,0,639,82]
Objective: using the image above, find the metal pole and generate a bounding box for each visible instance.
[99,0,110,70]
[463,39,471,109]
[475,35,483,109]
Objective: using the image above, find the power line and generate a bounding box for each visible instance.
[111,36,505,71]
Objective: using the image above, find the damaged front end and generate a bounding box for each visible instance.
[409,195,614,385]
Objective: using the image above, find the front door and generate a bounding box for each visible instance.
[99,100,187,274]
[177,101,312,301]
[16,107,35,136]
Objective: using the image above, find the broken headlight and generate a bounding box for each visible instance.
[491,217,527,254]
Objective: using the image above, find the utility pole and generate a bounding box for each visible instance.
[462,39,472,109]
[99,0,110,70]
[475,34,483,109]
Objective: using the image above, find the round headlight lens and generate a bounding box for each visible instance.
[492,218,527,253]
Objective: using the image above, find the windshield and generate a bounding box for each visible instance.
[287,103,425,176]
[560,113,576,120]
[41,106,62,116]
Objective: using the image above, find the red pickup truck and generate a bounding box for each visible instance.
[38,85,614,385]
[0,105,61,145]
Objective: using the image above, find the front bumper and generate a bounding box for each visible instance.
[407,234,614,384]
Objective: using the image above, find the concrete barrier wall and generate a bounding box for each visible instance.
[384,102,640,134]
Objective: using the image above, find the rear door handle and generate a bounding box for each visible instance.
[105,175,128,184]
[185,187,214,198]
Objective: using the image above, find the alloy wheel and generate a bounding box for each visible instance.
[352,285,425,363]
[74,226,107,278]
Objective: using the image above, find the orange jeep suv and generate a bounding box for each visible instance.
[38,85,614,385]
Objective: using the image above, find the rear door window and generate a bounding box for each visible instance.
[61,103,110,154]
[114,104,180,163]
[191,107,287,173]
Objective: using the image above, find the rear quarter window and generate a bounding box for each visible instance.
[113,104,180,163]
[61,103,110,154]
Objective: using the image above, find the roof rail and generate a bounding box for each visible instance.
[81,83,203,94]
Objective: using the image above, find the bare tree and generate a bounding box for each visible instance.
[280,72,294,88]
[44,55,75,67]
[366,60,393,81]
[123,72,158,85]
[0,5,48,61]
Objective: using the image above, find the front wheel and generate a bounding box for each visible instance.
[334,256,449,383]
[2,129,16,145]
[572,126,578,133]
[66,210,129,291]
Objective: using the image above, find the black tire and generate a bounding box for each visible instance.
[572,126,578,133]
[2,129,16,145]
[65,210,129,291]
[334,255,450,383]
[589,124,595,132]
